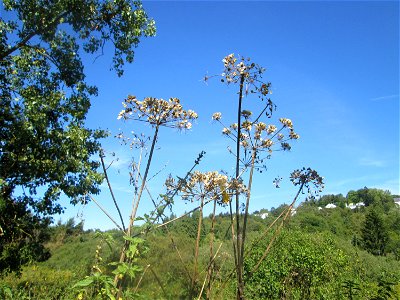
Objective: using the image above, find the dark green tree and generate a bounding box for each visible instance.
[361,208,389,256]
[0,195,51,275]
[0,0,155,274]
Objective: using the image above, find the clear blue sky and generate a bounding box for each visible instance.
[57,1,399,230]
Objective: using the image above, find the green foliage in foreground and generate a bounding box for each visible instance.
[1,189,399,299]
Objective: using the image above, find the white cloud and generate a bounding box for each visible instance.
[370,94,399,101]
[358,157,386,167]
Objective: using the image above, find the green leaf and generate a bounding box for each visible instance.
[73,277,94,288]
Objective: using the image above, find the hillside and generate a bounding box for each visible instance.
[1,187,399,299]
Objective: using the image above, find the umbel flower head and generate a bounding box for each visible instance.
[220,54,275,110]
[213,111,300,152]
[165,171,248,205]
[290,167,325,200]
[117,96,198,129]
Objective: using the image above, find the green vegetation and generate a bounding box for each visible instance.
[0,0,155,275]
[0,188,399,299]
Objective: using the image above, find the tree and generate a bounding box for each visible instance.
[361,208,389,256]
[347,188,394,212]
[0,195,51,275]
[0,0,155,274]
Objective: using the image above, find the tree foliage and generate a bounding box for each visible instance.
[362,208,389,256]
[244,230,349,299]
[0,0,155,274]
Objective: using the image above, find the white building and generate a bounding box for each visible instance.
[325,203,337,209]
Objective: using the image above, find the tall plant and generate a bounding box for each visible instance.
[114,96,198,294]
[208,54,323,298]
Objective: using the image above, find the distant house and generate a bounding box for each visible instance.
[254,212,269,219]
[325,203,337,209]
[346,202,365,210]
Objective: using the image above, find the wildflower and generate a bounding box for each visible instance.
[260,83,270,95]
[176,170,248,204]
[241,110,252,118]
[261,139,273,148]
[266,124,277,134]
[118,96,198,129]
[289,130,300,139]
[230,123,238,130]
[117,110,124,120]
[279,118,293,129]
[222,127,231,135]
[240,132,249,140]
[241,120,252,131]
[281,142,291,151]
[187,110,198,119]
[212,112,222,121]
[255,122,267,132]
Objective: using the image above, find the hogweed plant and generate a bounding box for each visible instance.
[207,53,322,299]
[114,96,197,294]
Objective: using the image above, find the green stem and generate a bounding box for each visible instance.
[127,124,159,236]
[99,150,126,231]
[240,148,257,268]
[191,195,205,298]
[114,124,160,293]
[207,199,217,299]
[235,74,245,299]
[251,181,305,274]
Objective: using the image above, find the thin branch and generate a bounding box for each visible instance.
[1,11,69,60]
[88,195,124,232]
[100,150,126,231]
[152,198,213,231]
[251,181,305,274]
[134,264,150,293]
[148,264,168,298]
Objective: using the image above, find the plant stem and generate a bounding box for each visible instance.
[127,124,160,235]
[114,124,160,293]
[251,181,305,273]
[88,195,124,232]
[191,195,205,298]
[235,74,245,299]
[239,148,257,270]
[207,199,217,299]
[99,150,126,231]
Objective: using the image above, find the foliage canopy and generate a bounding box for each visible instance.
[0,0,155,274]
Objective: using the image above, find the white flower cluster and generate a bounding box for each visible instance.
[212,112,222,121]
[117,96,198,129]
[165,171,247,204]
[212,111,300,152]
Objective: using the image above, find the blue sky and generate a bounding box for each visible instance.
[54,1,399,230]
